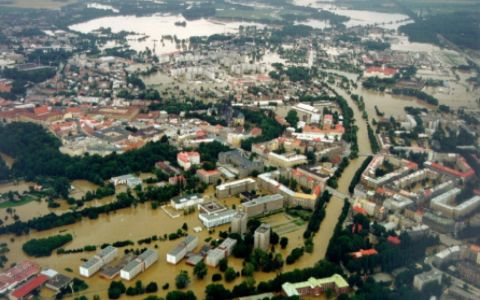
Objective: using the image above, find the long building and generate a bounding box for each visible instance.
[171,194,204,210]
[166,236,198,264]
[215,178,256,199]
[198,201,237,228]
[79,246,118,277]
[430,189,480,220]
[254,223,271,251]
[282,274,349,297]
[120,249,158,280]
[241,194,284,218]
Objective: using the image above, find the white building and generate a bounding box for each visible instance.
[177,151,200,170]
[171,194,204,210]
[79,246,118,277]
[199,209,237,228]
[267,152,308,168]
[205,248,226,267]
[413,270,442,291]
[109,174,142,188]
[120,249,158,280]
[254,223,271,250]
[166,236,198,264]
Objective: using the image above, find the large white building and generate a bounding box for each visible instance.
[254,223,271,251]
[171,194,204,210]
[120,249,158,280]
[267,152,308,168]
[79,246,118,277]
[166,236,198,265]
[215,178,256,198]
[430,188,480,219]
[205,238,237,267]
[109,174,142,188]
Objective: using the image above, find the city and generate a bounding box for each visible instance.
[0,0,479,300]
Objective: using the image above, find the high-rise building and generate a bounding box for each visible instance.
[254,223,271,250]
[231,212,248,235]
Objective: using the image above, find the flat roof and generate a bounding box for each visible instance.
[282,274,348,296]
[242,194,283,208]
[11,275,48,298]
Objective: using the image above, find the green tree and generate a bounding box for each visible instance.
[193,261,207,279]
[280,237,289,249]
[285,110,299,128]
[219,258,228,272]
[145,281,158,293]
[175,270,190,289]
[224,267,237,282]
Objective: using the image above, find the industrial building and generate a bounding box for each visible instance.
[215,178,256,199]
[166,236,199,264]
[120,249,158,280]
[254,223,271,250]
[79,246,118,277]
[109,174,142,188]
[241,194,284,218]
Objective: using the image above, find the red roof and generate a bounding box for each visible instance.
[387,236,401,245]
[353,206,367,215]
[11,275,48,299]
[34,106,49,115]
[197,169,220,176]
[0,261,40,292]
[366,66,397,76]
[351,248,378,258]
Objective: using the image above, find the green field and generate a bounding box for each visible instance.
[0,0,77,10]
[0,194,38,209]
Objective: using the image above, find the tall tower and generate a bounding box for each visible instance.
[254,223,271,250]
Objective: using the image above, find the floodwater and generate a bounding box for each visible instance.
[0,174,352,299]
[293,0,412,30]
[69,15,265,54]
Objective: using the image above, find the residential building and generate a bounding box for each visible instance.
[413,269,442,291]
[282,274,349,297]
[197,169,221,184]
[205,238,237,267]
[177,151,200,170]
[231,212,248,235]
[215,178,256,199]
[430,189,480,220]
[267,152,307,168]
[241,194,284,218]
[254,223,271,250]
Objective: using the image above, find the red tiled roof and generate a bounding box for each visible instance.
[366,66,397,76]
[353,206,367,215]
[34,106,49,115]
[11,275,48,298]
[387,236,401,245]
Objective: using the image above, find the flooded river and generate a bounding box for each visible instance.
[69,15,265,55]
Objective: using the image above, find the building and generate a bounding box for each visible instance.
[363,66,397,79]
[231,212,248,235]
[254,223,271,250]
[267,152,308,168]
[109,174,142,188]
[166,236,198,264]
[9,275,48,300]
[197,169,221,184]
[241,194,284,218]
[215,178,256,199]
[45,273,72,292]
[199,208,237,228]
[430,189,480,220]
[205,248,226,267]
[413,269,442,291]
[282,274,349,297]
[218,150,264,178]
[79,246,118,277]
[177,151,200,170]
[171,194,204,210]
[350,249,378,259]
[0,261,40,294]
[258,171,318,210]
[205,238,237,267]
[120,249,158,280]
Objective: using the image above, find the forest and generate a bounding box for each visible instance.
[0,122,178,184]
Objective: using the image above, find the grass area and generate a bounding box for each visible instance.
[336,0,480,15]
[0,0,77,10]
[215,6,283,22]
[286,207,312,221]
[0,194,38,209]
